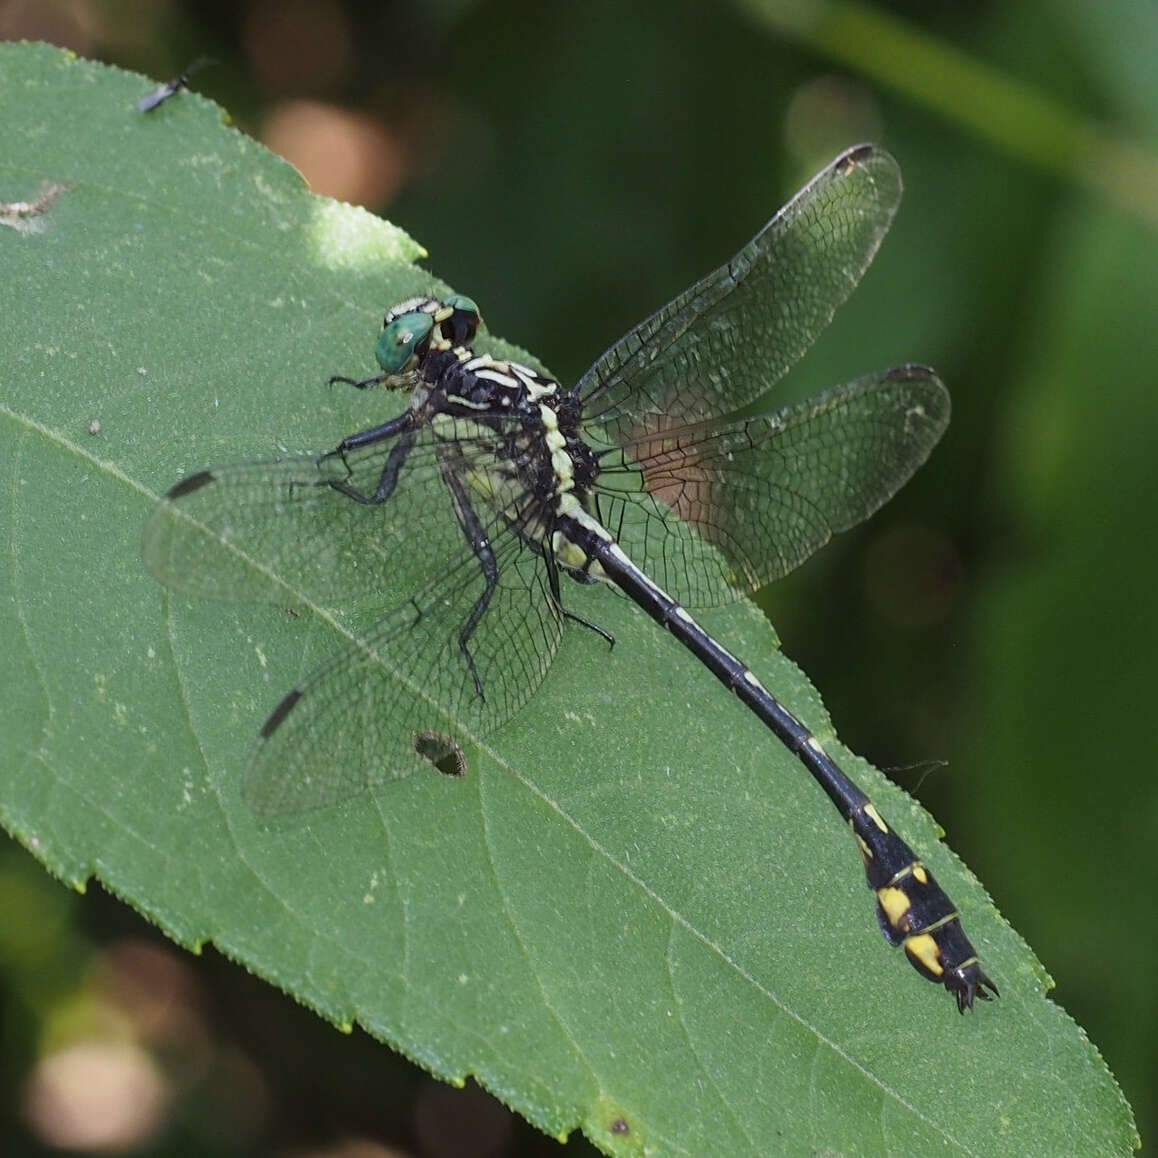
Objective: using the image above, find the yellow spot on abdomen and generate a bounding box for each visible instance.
[877,886,912,928]
[904,932,944,978]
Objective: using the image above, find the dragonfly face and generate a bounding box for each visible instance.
[373,295,484,381]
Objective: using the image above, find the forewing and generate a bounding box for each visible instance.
[144,426,505,615]
[594,366,949,606]
[578,145,902,442]
[242,518,564,814]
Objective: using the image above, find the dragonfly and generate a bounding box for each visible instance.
[144,143,996,1011]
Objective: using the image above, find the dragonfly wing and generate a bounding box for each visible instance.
[578,145,902,442]
[596,366,949,605]
[143,425,510,614]
[243,511,565,814]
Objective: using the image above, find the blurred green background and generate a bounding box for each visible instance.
[2,0,1156,1154]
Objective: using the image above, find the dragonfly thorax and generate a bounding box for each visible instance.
[411,335,607,582]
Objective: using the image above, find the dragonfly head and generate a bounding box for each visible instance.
[375,295,483,382]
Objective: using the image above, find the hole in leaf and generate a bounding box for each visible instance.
[413,732,467,778]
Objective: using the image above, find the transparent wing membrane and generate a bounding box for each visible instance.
[244,520,563,813]
[144,418,529,615]
[594,365,949,606]
[144,420,567,815]
[578,146,902,443]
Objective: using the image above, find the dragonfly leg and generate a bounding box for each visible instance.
[542,540,614,647]
[328,373,387,389]
[442,469,499,701]
[324,425,418,504]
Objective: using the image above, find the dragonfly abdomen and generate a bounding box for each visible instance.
[565,521,996,1012]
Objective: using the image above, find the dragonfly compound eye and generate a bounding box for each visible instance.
[439,295,482,347]
[376,311,434,375]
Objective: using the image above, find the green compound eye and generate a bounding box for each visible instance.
[376,311,434,374]
[443,293,479,317]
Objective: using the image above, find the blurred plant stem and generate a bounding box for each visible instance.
[740,0,1158,228]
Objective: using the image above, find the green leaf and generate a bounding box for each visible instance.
[0,42,1136,1157]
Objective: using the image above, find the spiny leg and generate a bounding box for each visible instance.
[442,468,500,700]
[322,419,419,505]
